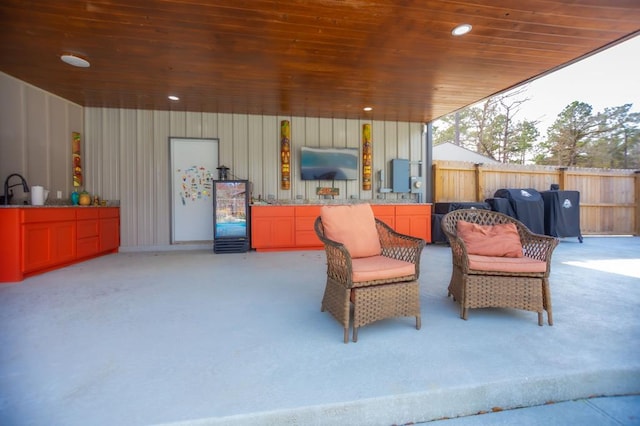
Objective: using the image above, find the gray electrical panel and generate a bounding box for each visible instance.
[392,158,410,193]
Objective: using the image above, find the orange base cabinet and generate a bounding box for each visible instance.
[395,204,432,243]
[250,203,432,252]
[251,206,295,251]
[0,207,120,283]
[99,207,120,252]
[294,206,322,249]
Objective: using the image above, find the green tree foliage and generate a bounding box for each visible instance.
[434,94,638,169]
[433,87,538,164]
[534,102,639,168]
[533,101,603,166]
[592,104,640,168]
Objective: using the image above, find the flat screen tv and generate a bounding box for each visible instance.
[300,147,358,180]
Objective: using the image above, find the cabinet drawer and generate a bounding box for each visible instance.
[294,205,321,217]
[296,230,322,248]
[396,204,431,216]
[370,205,395,216]
[76,208,100,220]
[23,208,75,223]
[295,215,317,231]
[77,219,99,238]
[295,214,322,248]
[251,206,293,217]
[77,237,100,258]
[99,207,120,218]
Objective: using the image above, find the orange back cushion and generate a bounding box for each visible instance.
[456,220,523,258]
[320,204,382,258]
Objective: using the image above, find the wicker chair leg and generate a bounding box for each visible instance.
[352,327,358,343]
[461,306,468,320]
[343,327,349,344]
[543,279,554,326]
[537,312,543,326]
[416,315,421,330]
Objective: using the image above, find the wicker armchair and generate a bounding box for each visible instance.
[441,209,558,325]
[315,204,425,343]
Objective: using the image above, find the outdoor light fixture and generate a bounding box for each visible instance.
[363,106,373,111]
[168,95,180,101]
[451,24,472,36]
[60,54,90,68]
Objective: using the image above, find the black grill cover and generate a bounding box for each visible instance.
[448,202,491,211]
[541,190,582,240]
[485,197,516,218]
[431,214,448,243]
[493,188,545,234]
[434,202,491,214]
[434,202,453,215]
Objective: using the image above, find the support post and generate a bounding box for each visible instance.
[635,170,640,236]
[474,163,484,202]
[432,162,440,203]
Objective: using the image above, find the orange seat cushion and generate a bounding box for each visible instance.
[351,255,416,282]
[457,220,523,258]
[468,254,547,273]
[321,204,382,258]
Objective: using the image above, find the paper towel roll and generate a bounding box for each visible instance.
[31,185,44,205]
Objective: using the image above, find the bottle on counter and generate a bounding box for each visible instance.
[71,190,80,205]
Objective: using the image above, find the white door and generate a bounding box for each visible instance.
[170,138,219,243]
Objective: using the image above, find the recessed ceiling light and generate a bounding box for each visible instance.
[452,24,472,36]
[60,54,90,68]
[168,95,180,101]
[363,106,373,112]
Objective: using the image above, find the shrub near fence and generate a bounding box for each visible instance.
[432,161,640,236]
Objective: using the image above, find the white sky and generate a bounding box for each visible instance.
[513,34,640,133]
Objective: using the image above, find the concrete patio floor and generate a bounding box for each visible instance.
[1,237,639,425]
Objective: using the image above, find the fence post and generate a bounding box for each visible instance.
[475,163,484,202]
[635,170,640,236]
[558,167,568,190]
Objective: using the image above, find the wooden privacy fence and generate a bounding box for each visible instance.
[432,161,640,236]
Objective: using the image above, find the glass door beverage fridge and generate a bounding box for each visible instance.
[213,180,250,253]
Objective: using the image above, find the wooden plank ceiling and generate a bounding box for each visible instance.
[1,0,639,123]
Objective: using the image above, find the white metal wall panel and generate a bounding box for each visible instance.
[0,72,84,203]
[0,73,26,178]
[136,110,155,245]
[341,119,358,199]
[25,87,48,190]
[262,117,278,201]
[186,112,203,138]
[153,110,171,245]
[232,114,249,181]
[202,112,218,138]
[217,113,234,170]
[247,115,264,198]
[118,109,137,246]
[48,97,67,197]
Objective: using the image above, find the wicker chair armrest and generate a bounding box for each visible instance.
[441,229,470,272]
[314,217,354,287]
[519,231,559,262]
[375,219,425,275]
